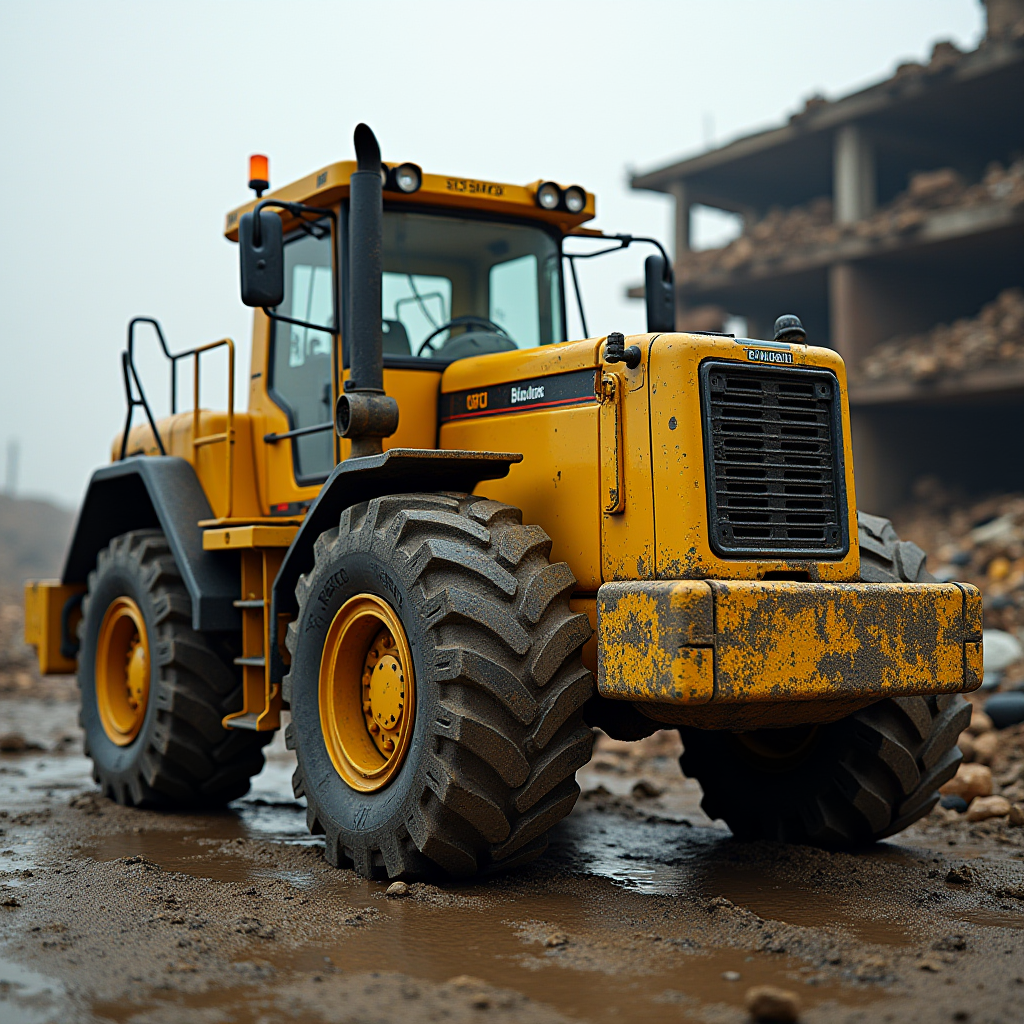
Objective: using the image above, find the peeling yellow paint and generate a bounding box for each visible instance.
[597,579,983,715]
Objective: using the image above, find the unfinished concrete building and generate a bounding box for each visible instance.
[631,0,1024,512]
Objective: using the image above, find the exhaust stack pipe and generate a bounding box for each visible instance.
[335,123,399,459]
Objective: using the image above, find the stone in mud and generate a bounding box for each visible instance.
[722,970,741,981]
[945,864,976,886]
[940,763,993,802]
[745,984,801,1022]
[631,779,664,799]
[985,692,1024,730]
[971,731,1000,765]
[965,795,1011,821]
[543,932,568,947]
[967,710,995,735]
[386,881,409,898]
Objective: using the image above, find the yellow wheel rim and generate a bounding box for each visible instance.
[319,594,416,793]
[95,596,151,746]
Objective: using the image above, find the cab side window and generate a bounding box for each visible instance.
[269,227,335,481]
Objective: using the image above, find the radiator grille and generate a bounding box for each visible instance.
[700,360,848,558]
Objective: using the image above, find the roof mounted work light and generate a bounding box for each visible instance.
[383,162,423,194]
[563,185,587,214]
[536,181,562,210]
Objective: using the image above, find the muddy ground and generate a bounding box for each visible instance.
[1,692,1022,1024]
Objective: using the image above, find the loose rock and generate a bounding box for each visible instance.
[940,763,993,802]
[631,779,664,799]
[940,795,969,812]
[745,984,801,1022]
[985,692,1024,730]
[543,932,568,948]
[385,881,409,898]
[968,711,995,735]
[1009,803,1024,826]
[972,731,1001,765]
[945,864,976,886]
[965,795,1012,821]
[0,732,27,753]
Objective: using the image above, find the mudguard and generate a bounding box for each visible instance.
[269,447,522,684]
[62,457,241,632]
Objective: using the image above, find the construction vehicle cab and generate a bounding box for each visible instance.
[25,125,982,879]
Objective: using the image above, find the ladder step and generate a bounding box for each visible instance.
[223,712,261,731]
[234,599,266,609]
[234,656,266,668]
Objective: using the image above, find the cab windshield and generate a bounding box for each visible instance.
[381,209,564,361]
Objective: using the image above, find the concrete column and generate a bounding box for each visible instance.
[833,125,876,224]
[668,180,691,257]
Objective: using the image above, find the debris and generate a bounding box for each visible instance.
[985,692,1024,730]
[861,287,1024,385]
[945,865,976,886]
[68,793,104,815]
[967,711,995,735]
[385,881,409,898]
[971,731,1001,765]
[745,984,801,1022]
[543,932,568,948]
[0,733,27,753]
[933,934,968,952]
[631,779,664,799]
[965,795,1012,821]
[940,764,993,802]
[983,630,1024,672]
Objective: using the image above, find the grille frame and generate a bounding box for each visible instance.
[699,358,850,560]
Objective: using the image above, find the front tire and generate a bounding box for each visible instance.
[284,493,595,879]
[677,512,972,846]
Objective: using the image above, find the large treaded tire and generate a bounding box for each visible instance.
[78,530,271,806]
[283,493,595,879]
[677,511,972,846]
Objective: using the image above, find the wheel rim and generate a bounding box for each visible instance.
[319,594,416,793]
[95,596,151,746]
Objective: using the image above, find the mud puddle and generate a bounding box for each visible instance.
[0,956,66,1024]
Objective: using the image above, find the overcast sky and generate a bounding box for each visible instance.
[0,0,984,507]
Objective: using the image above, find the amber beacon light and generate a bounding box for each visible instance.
[248,154,270,197]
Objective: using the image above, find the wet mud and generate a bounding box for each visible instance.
[2,699,1023,1023]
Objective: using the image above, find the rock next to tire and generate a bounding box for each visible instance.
[678,512,972,846]
[78,530,271,806]
[284,493,595,879]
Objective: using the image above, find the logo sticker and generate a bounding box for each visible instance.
[746,348,793,364]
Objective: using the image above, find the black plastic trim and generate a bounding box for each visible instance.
[62,457,241,632]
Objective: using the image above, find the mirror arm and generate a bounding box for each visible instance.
[260,308,339,336]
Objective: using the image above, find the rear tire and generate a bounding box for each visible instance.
[284,493,595,879]
[677,512,971,846]
[78,530,271,806]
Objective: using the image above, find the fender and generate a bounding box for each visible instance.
[269,447,522,684]
[62,457,241,632]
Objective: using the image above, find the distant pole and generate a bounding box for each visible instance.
[4,438,19,497]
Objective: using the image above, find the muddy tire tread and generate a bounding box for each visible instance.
[285,494,595,878]
[679,511,971,847]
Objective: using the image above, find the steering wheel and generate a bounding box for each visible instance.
[415,315,511,357]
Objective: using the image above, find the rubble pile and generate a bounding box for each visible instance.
[676,158,1024,284]
[860,288,1024,383]
[892,486,1024,646]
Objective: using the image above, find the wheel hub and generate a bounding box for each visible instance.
[319,594,416,793]
[95,596,150,746]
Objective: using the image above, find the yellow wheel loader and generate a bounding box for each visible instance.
[25,125,982,878]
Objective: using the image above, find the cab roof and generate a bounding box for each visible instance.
[224,160,595,241]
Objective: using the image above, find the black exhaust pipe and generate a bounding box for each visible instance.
[335,123,399,458]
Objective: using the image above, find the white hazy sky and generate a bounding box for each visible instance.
[0,0,984,507]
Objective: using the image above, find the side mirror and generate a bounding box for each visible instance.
[644,253,675,333]
[239,210,284,308]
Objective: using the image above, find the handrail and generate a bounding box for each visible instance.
[119,318,237,519]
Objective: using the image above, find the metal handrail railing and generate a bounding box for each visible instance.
[119,318,236,518]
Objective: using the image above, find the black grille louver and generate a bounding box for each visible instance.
[700,360,849,558]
